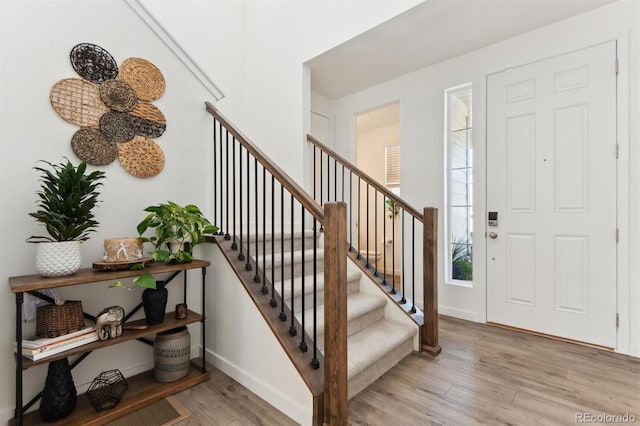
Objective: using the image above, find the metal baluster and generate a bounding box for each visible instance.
[383,196,387,285]
[218,121,223,235]
[311,219,319,369]
[374,189,378,276]
[254,158,260,282]
[213,118,217,229]
[279,184,286,321]
[225,130,231,240]
[238,145,245,260]
[231,136,237,250]
[299,205,307,352]
[391,202,396,294]
[401,210,406,304]
[334,158,337,202]
[313,147,317,203]
[341,164,345,202]
[365,183,370,269]
[319,151,324,232]
[349,170,353,251]
[261,166,268,294]
[289,194,296,336]
[410,217,416,313]
[327,150,331,202]
[357,176,361,259]
[245,149,251,269]
[271,176,277,307]
[319,150,323,207]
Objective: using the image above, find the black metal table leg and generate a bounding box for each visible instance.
[16,292,23,426]
[201,266,207,373]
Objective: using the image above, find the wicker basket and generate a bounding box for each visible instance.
[36,301,85,338]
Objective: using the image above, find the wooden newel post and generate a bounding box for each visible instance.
[323,202,349,425]
[422,207,441,355]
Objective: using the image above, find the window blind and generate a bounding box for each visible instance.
[385,145,400,187]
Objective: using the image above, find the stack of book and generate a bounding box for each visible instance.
[17,327,99,361]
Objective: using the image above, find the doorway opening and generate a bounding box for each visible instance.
[355,102,401,281]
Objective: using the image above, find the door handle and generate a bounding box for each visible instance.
[489,232,498,239]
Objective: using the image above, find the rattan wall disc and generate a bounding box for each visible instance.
[128,101,166,138]
[50,78,109,127]
[71,128,118,165]
[100,112,136,144]
[99,80,138,112]
[129,101,166,124]
[119,58,165,101]
[119,136,165,178]
[70,43,118,84]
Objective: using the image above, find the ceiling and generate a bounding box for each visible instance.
[308,0,619,99]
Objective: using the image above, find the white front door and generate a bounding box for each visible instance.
[486,41,617,348]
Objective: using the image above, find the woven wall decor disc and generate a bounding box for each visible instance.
[118,136,165,178]
[50,78,109,127]
[119,58,165,101]
[99,80,138,112]
[70,43,118,84]
[128,101,166,138]
[100,111,136,144]
[71,128,118,166]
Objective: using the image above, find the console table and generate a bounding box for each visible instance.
[9,259,210,425]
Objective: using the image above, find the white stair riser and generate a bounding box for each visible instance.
[347,334,414,399]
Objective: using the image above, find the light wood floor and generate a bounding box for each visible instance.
[175,316,640,425]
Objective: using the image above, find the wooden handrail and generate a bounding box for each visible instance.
[206,102,324,222]
[307,133,423,221]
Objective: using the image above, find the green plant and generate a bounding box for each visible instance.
[137,201,218,263]
[385,198,400,219]
[28,159,105,242]
[109,262,157,290]
[451,236,473,281]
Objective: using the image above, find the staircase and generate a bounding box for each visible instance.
[263,233,417,400]
[205,101,438,425]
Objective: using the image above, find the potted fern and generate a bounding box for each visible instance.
[28,159,105,277]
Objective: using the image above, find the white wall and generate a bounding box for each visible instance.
[329,0,640,356]
[202,243,313,425]
[0,0,229,420]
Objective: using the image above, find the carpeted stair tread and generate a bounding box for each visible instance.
[280,269,362,300]
[262,248,325,268]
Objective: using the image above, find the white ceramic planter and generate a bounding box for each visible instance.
[35,241,81,277]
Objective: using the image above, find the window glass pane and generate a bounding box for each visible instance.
[448,169,470,206]
[446,84,472,283]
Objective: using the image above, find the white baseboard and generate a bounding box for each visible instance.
[629,344,640,358]
[207,348,312,426]
[439,305,480,322]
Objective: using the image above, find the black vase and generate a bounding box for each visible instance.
[40,358,77,421]
[142,283,168,325]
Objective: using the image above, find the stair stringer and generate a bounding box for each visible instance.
[348,258,421,351]
[202,242,314,426]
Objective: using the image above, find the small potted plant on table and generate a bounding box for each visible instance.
[28,159,105,277]
[111,201,217,324]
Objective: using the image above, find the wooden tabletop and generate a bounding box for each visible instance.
[9,259,210,293]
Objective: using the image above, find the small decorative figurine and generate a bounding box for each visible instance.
[95,306,124,340]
